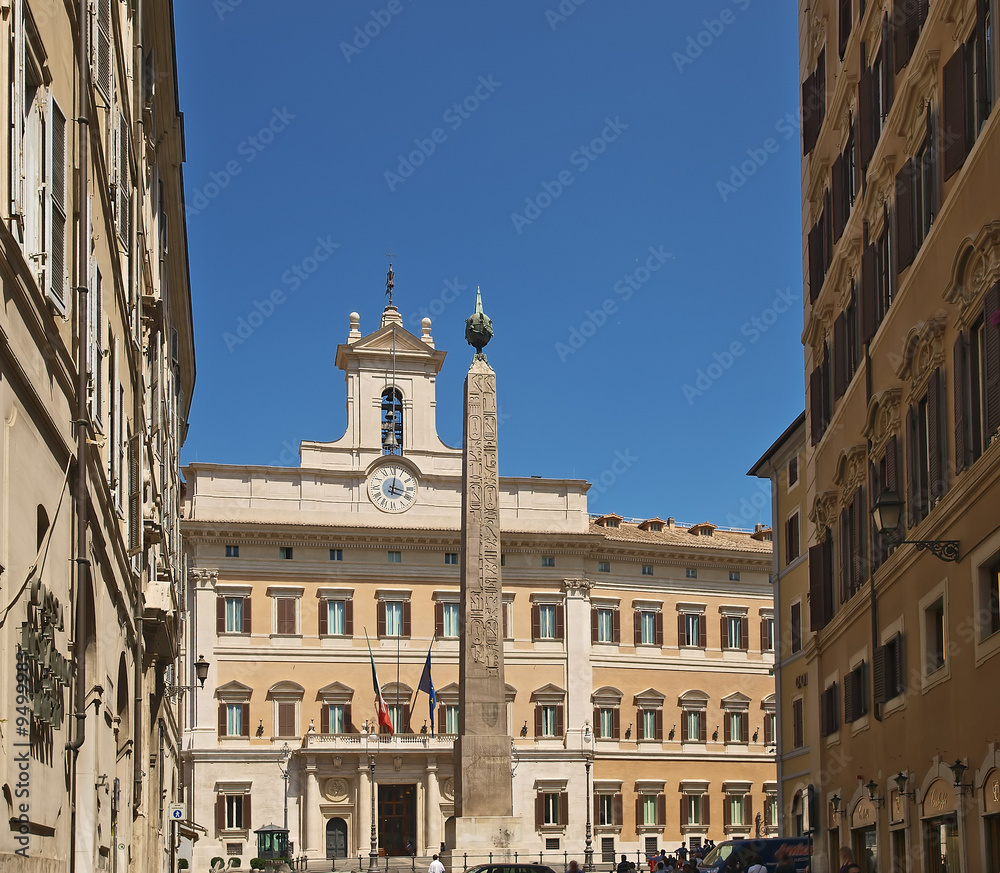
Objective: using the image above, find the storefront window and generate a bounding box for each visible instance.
[922,815,959,873]
[851,825,877,873]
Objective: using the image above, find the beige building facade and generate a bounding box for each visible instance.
[0,1,194,871]
[180,304,777,868]
[794,0,1000,871]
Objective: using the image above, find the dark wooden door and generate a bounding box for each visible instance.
[378,784,416,856]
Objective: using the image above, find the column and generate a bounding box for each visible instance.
[425,757,441,854]
[358,759,372,855]
[303,761,320,853]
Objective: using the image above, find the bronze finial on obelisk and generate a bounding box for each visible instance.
[446,289,520,855]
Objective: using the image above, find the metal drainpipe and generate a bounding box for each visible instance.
[134,615,143,815]
[66,5,91,873]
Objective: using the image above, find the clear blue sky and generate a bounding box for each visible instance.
[175,1,804,530]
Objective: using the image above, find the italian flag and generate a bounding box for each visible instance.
[367,634,393,733]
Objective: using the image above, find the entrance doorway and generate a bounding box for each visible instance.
[851,825,877,873]
[378,784,416,856]
[326,817,348,860]
[922,814,959,873]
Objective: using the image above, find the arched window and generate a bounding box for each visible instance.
[381,388,403,455]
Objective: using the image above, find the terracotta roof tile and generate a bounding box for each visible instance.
[589,520,772,554]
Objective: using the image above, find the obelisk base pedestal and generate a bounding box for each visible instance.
[442,816,523,866]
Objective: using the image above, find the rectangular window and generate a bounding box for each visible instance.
[786,513,801,564]
[275,598,297,635]
[442,603,460,637]
[225,545,239,558]
[388,551,402,563]
[788,455,799,486]
[541,705,558,737]
[725,616,745,649]
[729,571,741,581]
[791,602,802,653]
[820,683,840,737]
[642,795,658,826]
[225,597,244,634]
[329,549,343,561]
[767,795,778,828]
[810,343,833,444]
[762,617,775,652]
[684,613,701,648]
[641,612,657,645]
[226,704,243,737]
[444,553,458,565]
[875,632,906,702]
[792,697,804,748]
[599,707,615,738]
[386,705,403,733]
[726,712,745,744]
[642,565,654,576]
[543,793,561,825]
[385,601,403,637]
[327,704,345,734]
[277,701,296,737]
[730,795,745,827]
[687,795,702,826]
[279,546,293,560]
[683,710,704,743]
[542,556,555,567]
[539,604,557,639]
[596,608,614,643]
[598,561,610,573]
[642,709,657,740]
[839,487,868,600]
[599,795,614,826]
[685,568,697,579]
[444,705,459,734]
[225,795,243,830]
[327,600,346,635]
[982,557,1000,640]
[926,598,946,673]
[844,661,869,723]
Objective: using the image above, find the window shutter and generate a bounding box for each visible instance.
[532,604,541,640]
[218,704,226,736]
[840,508,852,603]
[681,797,689,827]
[243,596,252,634]
[810,366,824,445]
[745,795,753,825]
[637,710,645,741]
[699,615,707,648]
[861,240,879,342]
[895,160,916,272]
[612,608,620,643]
[655,709,663,741]
[241,703,250,736]
[832,154,846,242]
[378,600,387,637]
[633,610,642,646]
[45,96,68,314]
[217,597,226,634]
[344,599,353,636]
[216,795,226,832]
[117,112,130,243]
[502,603,508,639]
[536,794,544,829]
[555,705,564,737]
[721,615,729,648]
[614,793,623,826]
[435,602,444,639]
[954,332,970,473]
[319,600,328,636]
[243,794,251,829]
[345,703,353,731]
[809,542,829,631]
[880,15,895,114]
[278,702,295,737]
[854,487,867,588]
[820,689,829,737]
[402,601,411,637]
[12,0,25,220]
[893,0,912,71]
[760,617,769,651]
[654,611,663,646]
[657,794,666,827]
[894,633,906,694]
[802,71,819,155]
[943,45,970,180]
[764,713,773,746]
[678,613,686,646]
[845,670,857,723]
[740,616,749,650]
[906,404,918,528]
[635,798,643,828]
[438,705,446,732]
[613,708,620,739]
[555,604,565,640]
[95,0,112,96]
[594,795,600,826]
[681,714,689,742]
[699,713,707,743]
[402,704,411,733]
[839,0,852,58]
[127,432,141,556]
[859,62,874,170]
[593,707,601,737]
[834,311,848,400]
[724,795,732,827]
[928,369,947,507]
[591,608,599,643]
[976,0,990,122]
[534,706,542,738]
[886,434,899,492]
[703,795,711,825]
[559,792,569,826]
[724,716,732,743]
[983,284,1000,438]
[321,705,329,734]
[808,222,824,303]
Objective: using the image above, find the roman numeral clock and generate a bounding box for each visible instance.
[366,461,418,513]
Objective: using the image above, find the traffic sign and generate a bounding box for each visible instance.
[169,803,185,821]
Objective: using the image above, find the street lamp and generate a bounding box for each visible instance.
[367,732,380,873]
[165,654,211,697]
[870,490,960,561]
[278,743,291,831]
[582,722,594,871]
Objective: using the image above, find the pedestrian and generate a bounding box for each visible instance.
[617,855,634,873]
[428,854,445,873]
[774,847,797,873]
[837,847,855,873]
[567,861,581,873]
[747,854,767,873]
[677,843,688,863]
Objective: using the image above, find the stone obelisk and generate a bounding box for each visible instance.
[445,289,521,856]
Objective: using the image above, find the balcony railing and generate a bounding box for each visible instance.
[303,732,457,750]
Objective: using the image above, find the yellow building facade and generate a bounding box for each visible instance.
[793,0,1000,871]
[180,305,778,868]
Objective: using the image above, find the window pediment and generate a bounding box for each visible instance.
[592,686,623,706]
[267,681,304,699]
[633,688,665,707]
[317,682,354,703]
[679,689,709,709]
[531,684,566,704]
[216,680,253,700]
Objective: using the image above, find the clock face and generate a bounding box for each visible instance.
[367,463,418,513]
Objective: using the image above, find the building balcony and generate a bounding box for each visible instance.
[143,578,179,658]
[303,732,457,751]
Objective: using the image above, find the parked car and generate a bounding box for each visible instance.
[465,865,558,873]
[698,838,811,871]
